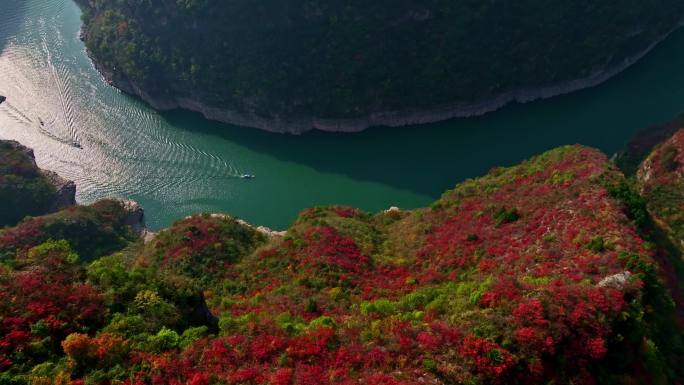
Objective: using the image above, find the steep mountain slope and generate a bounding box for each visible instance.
[74,1,684,132]
[636,129,684,253]
[0,140,75,227]
[1,143,682,384]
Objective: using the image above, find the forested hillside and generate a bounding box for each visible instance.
[74,0,684,131]
[1,138,683,384]
[0,141,74,227]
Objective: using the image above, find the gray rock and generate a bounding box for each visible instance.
[597,271,632,290]
[384,206,401,213]
[235,217,287,237]
[41,170,76,212]
[117,199,146,235]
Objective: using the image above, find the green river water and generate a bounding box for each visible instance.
[1,0,684,229]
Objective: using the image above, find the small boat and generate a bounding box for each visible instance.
[240,174,255,179]
[0,95,5,104]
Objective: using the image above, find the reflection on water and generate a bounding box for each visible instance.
[1,0,684,229]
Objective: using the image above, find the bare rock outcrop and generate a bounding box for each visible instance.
[115,198,146,235]
[41,170,76,212]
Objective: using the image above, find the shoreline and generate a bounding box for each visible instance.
[84,26,681,135]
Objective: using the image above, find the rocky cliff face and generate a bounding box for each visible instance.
[636,129,684,250]
[117,198,146,235]
[615,120,684,316]
[2,140,76,211]
[41,169,77,212]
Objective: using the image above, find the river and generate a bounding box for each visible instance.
[1,0,684,230]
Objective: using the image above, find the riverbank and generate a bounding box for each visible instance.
[82,24,682,134]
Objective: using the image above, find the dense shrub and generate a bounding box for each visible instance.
[1,144,682,384]
[0,200,137,260]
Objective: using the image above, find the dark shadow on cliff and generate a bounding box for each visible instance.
[616,113,684,176]
[0,0,28,54]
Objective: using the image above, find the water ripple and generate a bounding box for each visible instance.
[0,0,246,206]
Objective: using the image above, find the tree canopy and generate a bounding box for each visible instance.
[76,0,684,124]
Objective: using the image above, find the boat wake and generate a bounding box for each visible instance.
[0,101,33,125]
[41,32,82,148]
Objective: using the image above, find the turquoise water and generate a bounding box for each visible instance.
[1,0,684,230]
